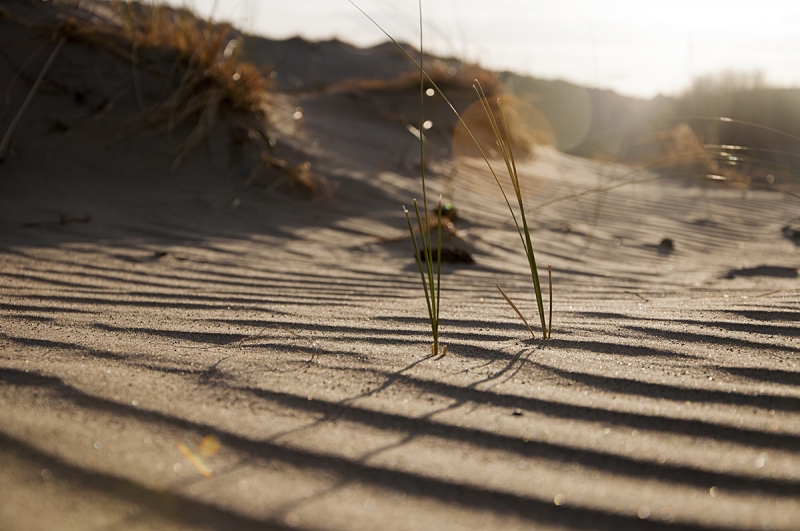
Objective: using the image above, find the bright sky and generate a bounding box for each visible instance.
[165,0,800,99]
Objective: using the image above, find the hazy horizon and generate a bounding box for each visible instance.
[164,0,800,99]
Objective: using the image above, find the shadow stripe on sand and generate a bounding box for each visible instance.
[543,365,800,413]
[624,325,798,354]
[0,334,800,452]
[3,367,800,500]
[0,431,292,531]
[3,330,797,454]
[0,367,738,531]
[321,364,800,453]
[228,382,800,498]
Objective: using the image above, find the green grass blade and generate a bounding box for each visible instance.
[414,200,439,348]
[435,195,442,335]
[475,85,517,191]
[417,0,430,241]
[414,202,434,309]
[472,84,526,244]
[405,204,434,326]
[498,98,520,187]
[415,0,439,353]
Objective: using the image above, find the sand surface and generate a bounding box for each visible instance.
[1,2,800,530]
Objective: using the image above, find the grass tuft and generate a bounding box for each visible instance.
[3,1,332,197]
[400,0,444,356]
[2,1,273,170]
[404,198,443,355]
[351,0,553,342]
[473,83,551,339]
[107,1,271,168]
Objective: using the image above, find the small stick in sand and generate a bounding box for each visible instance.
[495,281,536,339]
[547,264,553,339]
[0,36,67,161]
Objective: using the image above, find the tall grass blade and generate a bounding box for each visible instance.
[391,0,442,355]
[404,203,434,329]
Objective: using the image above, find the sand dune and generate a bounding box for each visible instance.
[1,1,799,530]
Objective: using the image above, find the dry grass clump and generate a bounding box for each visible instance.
[2,1,332,197]
[607,122,715,176]
[453,94,554,160]
[106,1,272,168]
[1,0,273,169]
[332,60,551,165]
[102,2,333,193]
[332,59,501,98]
[120,5,268,110]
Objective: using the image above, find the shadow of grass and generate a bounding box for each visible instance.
[0,367,757,530]
[317,364,800,452]
[544,338,696,360]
